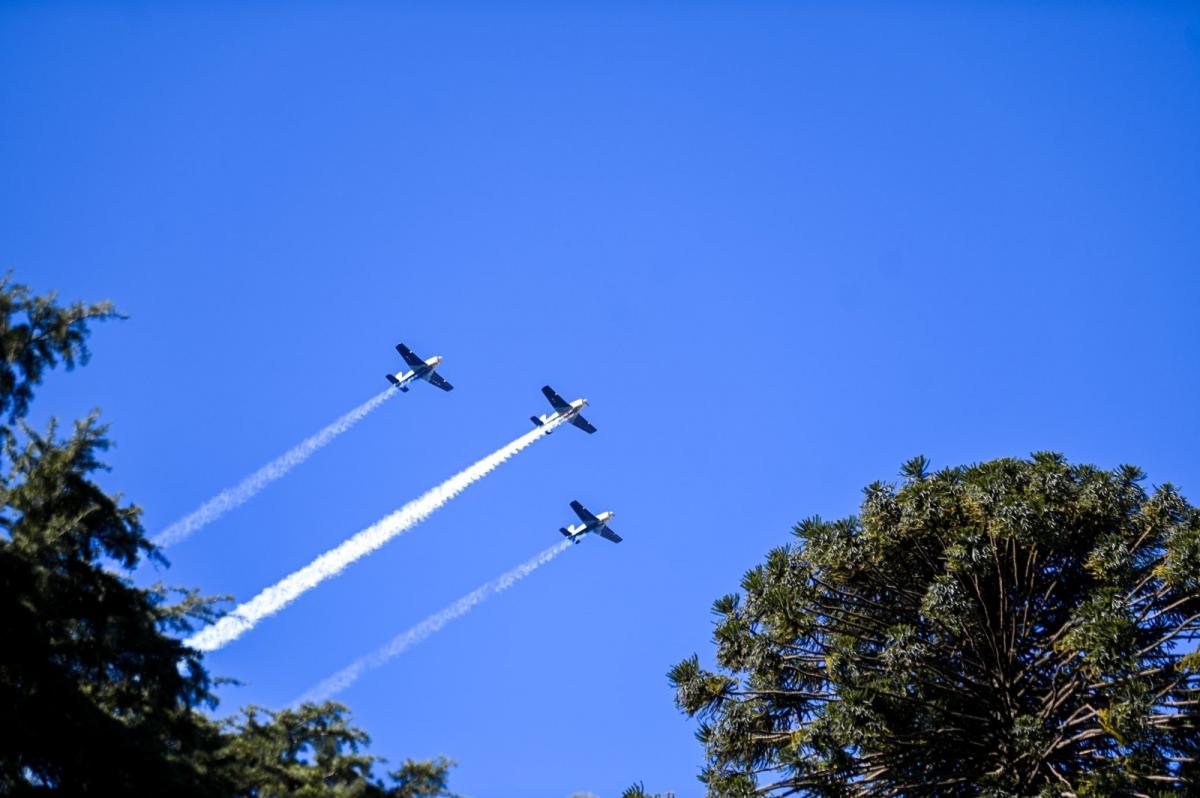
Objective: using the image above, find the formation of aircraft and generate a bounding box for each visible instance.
[560,500,622,544]
[386,342,620,543]
[530,385,597,434]
[386,343,454,392]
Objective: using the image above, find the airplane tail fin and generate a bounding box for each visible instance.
[559,527,571,538]
[386,374,399,385]
[530,416,544,428]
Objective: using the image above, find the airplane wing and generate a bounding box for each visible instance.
[570,414,597,434]
[541,385,571,412]
[395,343,426,369]
[570,500,600,525]
[426,372,454,392]
[597,525,623,544]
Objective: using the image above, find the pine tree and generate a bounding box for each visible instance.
[0,274,456,796]
[670,455,1200,796]
[220,704,457,798]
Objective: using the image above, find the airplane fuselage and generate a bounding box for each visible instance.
[563,510,615,543]
[534,398,588,428]
[389,355,443,391]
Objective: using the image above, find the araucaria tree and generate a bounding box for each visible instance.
[672,455,1199,796]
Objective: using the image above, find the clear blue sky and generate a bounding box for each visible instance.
[4,3,1199,796]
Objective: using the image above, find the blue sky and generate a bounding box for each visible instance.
[3,2,1199,795]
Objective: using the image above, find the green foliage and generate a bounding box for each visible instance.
[389,756,459,798]
[0,412,221,794]
[672,455,1200,795]
[0,275,456,796]
[220,704,458,798]
[0,271,119,422]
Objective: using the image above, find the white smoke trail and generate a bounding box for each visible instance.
[294,539,574,704]
[155,389,397,549]
[186,417,565,652]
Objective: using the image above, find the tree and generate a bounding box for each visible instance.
[671,455,1200,796]
[622,783,676,798]
[219,704,458,798]
[0,274,455,796]
[0,272,119,423]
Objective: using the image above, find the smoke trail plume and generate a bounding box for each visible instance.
[186,418,565,652]
[295,539,574,704]
[155,389,396,549]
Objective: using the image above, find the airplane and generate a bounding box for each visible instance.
[530,385,596,433]
[386,343,454,392]
[560,500,622,544]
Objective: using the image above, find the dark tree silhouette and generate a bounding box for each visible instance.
[0,274,456,796]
